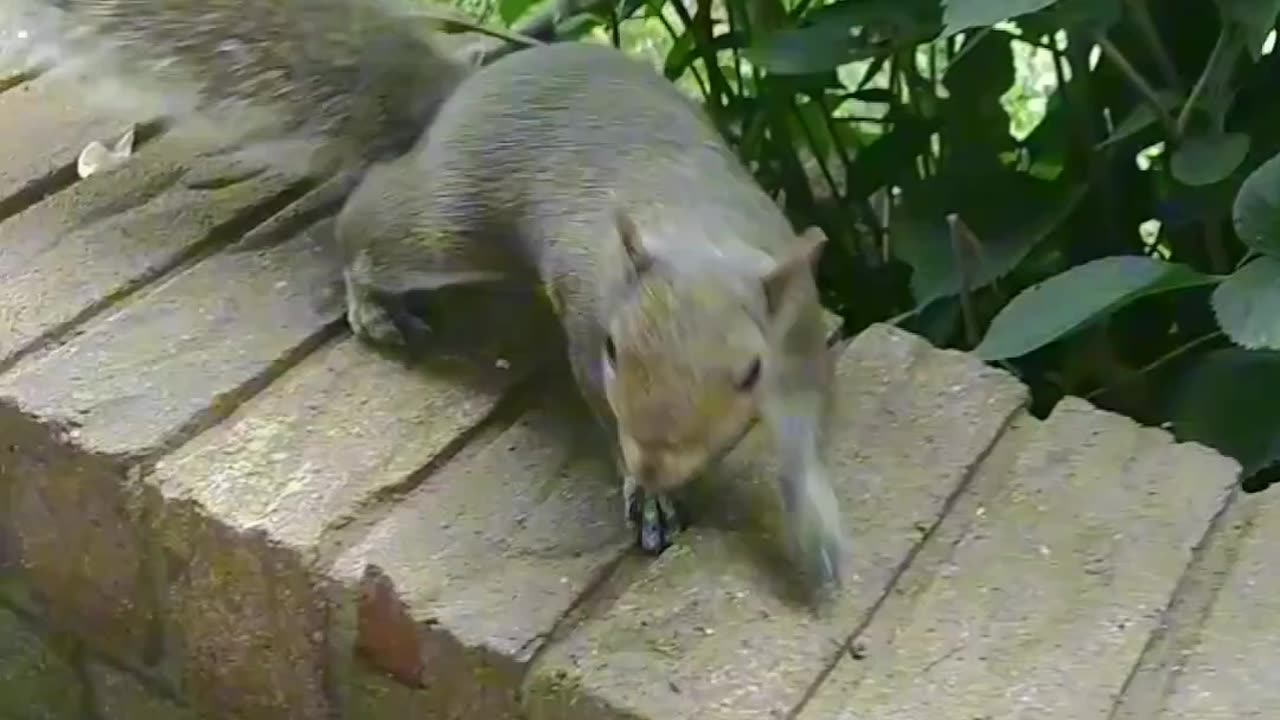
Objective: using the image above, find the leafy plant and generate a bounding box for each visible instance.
[487,0,1280,488]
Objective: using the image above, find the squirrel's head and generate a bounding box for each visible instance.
[600,210,827,493]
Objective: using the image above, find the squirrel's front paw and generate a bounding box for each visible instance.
[347,295,407,347]
[624,477,683,554]
[792,523,851,597]
[346,293,431,350]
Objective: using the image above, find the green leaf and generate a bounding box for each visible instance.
[1050,0,1121,29]
[942,0,1059,35]
[973,256,1218,361]
[498,0,544,24]
[747,0,941,74]
[1171,347,1280,476]
[1211,256,1280,349]
[1234,150,1280,257]
[1170,133,1251,187]
[1216,0,1280,60]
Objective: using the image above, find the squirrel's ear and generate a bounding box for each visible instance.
[763,226,827,318]
[615,208,653,275]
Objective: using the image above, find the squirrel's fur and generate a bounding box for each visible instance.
[339,42,850,593]
[2,0,545,180]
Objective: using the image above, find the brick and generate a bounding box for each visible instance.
[330,375,634,719]
[523,323,1029,720]
[0,607,83,720]
[87,661,200,720]
[0,72,134,203]
[0,129,303,368]
[1153,489,1280,719]
[150,317,536,720]
[0,226,340,667]
[798,397,1238,720]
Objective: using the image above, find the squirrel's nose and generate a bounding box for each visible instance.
[634,457,660,486]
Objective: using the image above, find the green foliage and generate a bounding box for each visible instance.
[489,0,1280,487]
[975,256,1217,361]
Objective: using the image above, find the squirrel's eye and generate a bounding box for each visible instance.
[604,336,618,367]
[737,357,762,391]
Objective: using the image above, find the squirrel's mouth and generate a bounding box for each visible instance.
[621,416,755,492]
[620,440,704,492]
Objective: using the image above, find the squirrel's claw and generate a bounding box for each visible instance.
[624,478,683,554]
[792,521,851,599]
[346,291,432,353]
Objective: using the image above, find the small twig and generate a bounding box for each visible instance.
[1084,330,1225,401]
[1094,32,1179,138]
[947,213,982,349]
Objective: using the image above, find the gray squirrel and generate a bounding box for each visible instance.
[4,0,570,195]
[9,0,851,595]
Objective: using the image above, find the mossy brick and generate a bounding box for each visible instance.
[149,325,535,720]
[523,323,1029,720]
[797,396,1238,720]
[87,661,200,720]
[0,227,340,668]
[1154,489,1280,719]
[329,376,633,719]
[0,607,83,720]
[0,128,304,368]
[0,71,135,202]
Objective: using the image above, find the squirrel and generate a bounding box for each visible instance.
[4,0,574,224]
[8,0,851,594]
[337,41,851,593]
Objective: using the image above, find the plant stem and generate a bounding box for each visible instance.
[1094,32,1180,138]
[818,96,885,247]
[1123,0,1182,91]
[678,0,735,118]
[1176,28,1229,136]
[654,6,711,98]
[1084,330,1225,401]
[1203,216,1230,274]
[947,214,981,349]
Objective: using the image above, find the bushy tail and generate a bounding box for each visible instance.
[0,0,509,178]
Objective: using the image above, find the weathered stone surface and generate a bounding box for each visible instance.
[0,227,340,666]
[0,606,83,720]
[0,72,134,202]
[798,396,1238,720]
[524,323,1029,720]
[88,661,200,720]
[0,226,340,458]
[350,665,440,718]
[0,128,304,367]
[1154,489,1280,719]
[150,327,531,720]
[331,375,633,719]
